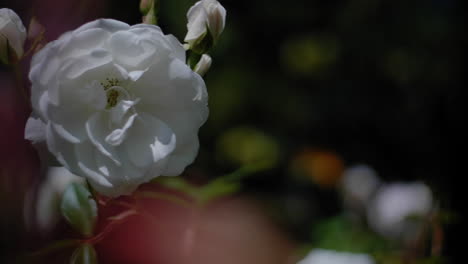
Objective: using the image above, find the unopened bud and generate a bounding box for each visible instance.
[27,17,45,41]
[142,14,157,25]
[194,54,212,76]
[184,0,226,53]
[0,8,27,64]
[140,0,154,15]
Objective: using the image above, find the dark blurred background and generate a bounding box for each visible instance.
[1,0,462,262]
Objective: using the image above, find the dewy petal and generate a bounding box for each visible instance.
[124,113,176,169]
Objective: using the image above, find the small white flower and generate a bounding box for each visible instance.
[367,182,433,241]
[36,167,85,233]
[25,19,208,197]
[0,8,27,62]
[298,249,375,264]
[194,54,212,76]
[341,165,380,211]
[185,0,226,46]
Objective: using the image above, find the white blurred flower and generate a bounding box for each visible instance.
[25,19,208,197]
[185,0,226,48]
[194,54,212,76]
[36,167,85,233]
[367,182,433,241]
[0,8,27,63]
[298,249,375,264]
[341,165,380,211]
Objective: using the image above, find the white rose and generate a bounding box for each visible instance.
[366,182,433,241]
[340,165,380,213]
[35,167,85,234]
[185,0,226,45]
[298,249,375,264]
[0,8,27,63]
[25,19,208,197]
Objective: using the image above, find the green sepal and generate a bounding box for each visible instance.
[189,27,214,55]
[60,183,98,237]
[139,0,153,14]
[70,244,98,264]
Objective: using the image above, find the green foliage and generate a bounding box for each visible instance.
[152,165,263,205]
[189,28,214,55]
[312,215,391,254]
[70,244,98,264]
[60,183,98,237]
[216,126,280,170]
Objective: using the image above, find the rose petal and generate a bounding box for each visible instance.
[109,30,158,71]
[105,113,137,146]
[24,117,46,143]
[124,113,176,169]
[74,19,129,35]
[85,112,121,166]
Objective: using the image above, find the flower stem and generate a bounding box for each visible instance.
[12,63,29,107]
[134,190,192,209]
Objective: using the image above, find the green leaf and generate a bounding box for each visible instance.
[152,177,196,195]
[196,177,241,204]
[20,239,79,262]
[312,215,392,254]
[60,183,98,237]
[70,244,98,264]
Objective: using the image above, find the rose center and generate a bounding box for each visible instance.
[106,89,120,108]
[100,78,128,109]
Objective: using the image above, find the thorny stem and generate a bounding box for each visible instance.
[26,189,192,259]
[134,190,192,209]
[82,209,138,245]
[403,205,444,262]
[88,189,194,244]
[22,32,44,58]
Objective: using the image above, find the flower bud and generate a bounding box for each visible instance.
[140,0,159,25]
[0,8,27,64]
[142,14,157,25]
[35,167,85,234]
[140,0,154,14]
[27,17,45,41]
[185,0,226,53]
[194,54,212,76]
